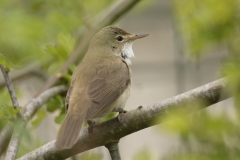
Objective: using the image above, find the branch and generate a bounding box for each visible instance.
[20,85,67,121]
[4,130,24,160]
[0,65,19,109]
[105,142,121,160]
[0,125,13,155]
[0,64,22,160]
[17,78,228,160]
[33,0,141,98]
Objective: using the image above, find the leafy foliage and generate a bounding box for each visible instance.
[162,0,240,159]
[174,0,239,56]
[0,0,115,71]
[31,109,47,129]
[160,110,240,160]
[0,105,21,120]
[0,105,21,130]
[17,128,44,158]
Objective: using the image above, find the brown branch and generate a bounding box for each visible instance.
[105,142,121,160]
[4,130,24,160]
[0,125,13,155]
[0,64,22,160]
[17,78,229,160]
[20,85,67,121]
[33,0,141,98]
[0,64,19,109]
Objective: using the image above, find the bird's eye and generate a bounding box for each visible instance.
[116,36,123,41]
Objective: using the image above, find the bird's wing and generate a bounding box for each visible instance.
[55,66,91,150]
[65,79,74,112]
[86,59,130,119]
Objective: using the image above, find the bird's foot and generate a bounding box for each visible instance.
[113,108,127,114]
[114,108,127,125]
[87,120,99,136]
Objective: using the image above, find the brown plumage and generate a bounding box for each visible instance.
[55,26,149,150]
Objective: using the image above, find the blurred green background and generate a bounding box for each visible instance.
[0,0,240,160]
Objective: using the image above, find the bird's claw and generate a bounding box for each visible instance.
[113,108,127,114]
[87,120,99,136]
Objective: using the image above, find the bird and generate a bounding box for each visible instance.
[55,26,149,150]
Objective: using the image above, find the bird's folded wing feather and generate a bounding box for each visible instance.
[86,59,130,119]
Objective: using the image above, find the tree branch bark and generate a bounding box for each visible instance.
[20,85,67,121]
[17,78,229,160]
[0,64,22,160]
[0,64,19,109]
[105,142,121,160]
[4,130,23,160]
[0,125,13,155]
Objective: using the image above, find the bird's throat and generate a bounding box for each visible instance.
[120,42,134,65]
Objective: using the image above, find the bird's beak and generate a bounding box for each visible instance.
[129,34,150,41]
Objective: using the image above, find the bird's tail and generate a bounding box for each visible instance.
[55,111,87,150]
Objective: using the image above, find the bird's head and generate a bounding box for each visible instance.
[90,26,149,65]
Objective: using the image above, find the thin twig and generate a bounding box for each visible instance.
[33,0,141,98]
[0,64,21,160]
[105,142,121,160]
[17,78,229,160]
[0,65,19,109]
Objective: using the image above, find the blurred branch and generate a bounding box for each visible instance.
[0,86,67,157]
[20,85,67,121]
[105,142,121,160]
[17,78,229,160]
[0,125,12,155]
[0,65,20,109]
[0,64,22,160]
[33,0,141,98]
[5,130,23,160]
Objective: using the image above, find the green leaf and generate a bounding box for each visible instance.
[57,32,75,54]
[0,105,21,120]
[54,106,66,125]
[31,109,47,129]
[17,128,44,158]
[46,95,63,112]
[54,112,65,124]
[45,32,76,61]
[0,53,13,71]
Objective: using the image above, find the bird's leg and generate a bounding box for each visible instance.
[87,120,99,136]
